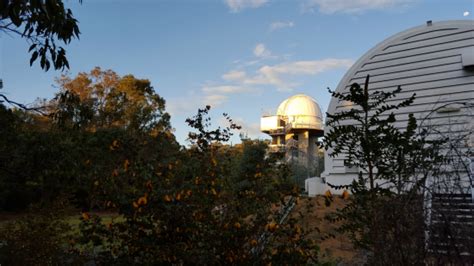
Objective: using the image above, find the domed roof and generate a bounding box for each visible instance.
[276,94,322,119]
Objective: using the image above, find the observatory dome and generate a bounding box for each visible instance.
[277,94,322,119]
[276,94,323,131]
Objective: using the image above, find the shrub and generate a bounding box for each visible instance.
[0,202,80,265]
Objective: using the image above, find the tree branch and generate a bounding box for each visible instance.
[0,93,48,115]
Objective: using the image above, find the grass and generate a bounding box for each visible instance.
[292,195,363,264]
[0,211,123,231]
[65,212,123,227]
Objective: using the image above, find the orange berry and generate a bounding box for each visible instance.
[266,222,278,232]
[138,195,147,205]
[342,190,350,200]
[325,190,332,198]
[234,222,241,229]
[123,159,130,171]
[295,225,302,234]
[81,212,90,221]
[110,140,119,150]
[163,195,172,202]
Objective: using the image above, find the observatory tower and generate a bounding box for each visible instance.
[260,94,324,174]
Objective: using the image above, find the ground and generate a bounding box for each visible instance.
[1,196,361,263]
[293,195,363,264]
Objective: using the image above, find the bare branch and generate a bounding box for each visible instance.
[0,93,48,115]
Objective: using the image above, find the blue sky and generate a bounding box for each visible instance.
[1,0,473,144]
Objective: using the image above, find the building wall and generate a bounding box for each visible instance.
[322,20,474,194]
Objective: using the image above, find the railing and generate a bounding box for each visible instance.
[268,127,285,135]
[285,121,322,131]
[424,176,433,251]
[268,144,285,153]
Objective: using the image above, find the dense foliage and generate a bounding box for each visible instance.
[52,67,171,133]
[76,106,320,264]
[0,68,175,211]
[0,69,322,264]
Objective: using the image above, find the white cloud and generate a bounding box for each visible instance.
[253,43,272,58]
[202,85,252,94]
[203,94,228,107]
[269,21,295,31]
[463,11,470,16]
[220,59,353,91]
[199,83,262,108]
[244,66,292,90]
[242,58,354,90]
[222,70,247,81]
[262,59,354,75]
[167,93,230,116]
[303,0,412,14]
[167,97,198,116]
[225,0,268,12]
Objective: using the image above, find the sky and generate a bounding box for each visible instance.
[1,0,473,144]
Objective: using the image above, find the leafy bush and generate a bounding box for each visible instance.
[76,106,321,264]
[323,76,444,264]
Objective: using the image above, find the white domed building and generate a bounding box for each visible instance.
[276,94,323,131]
[323,20,474,195]
[261,94,324,178]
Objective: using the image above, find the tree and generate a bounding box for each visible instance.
[323,75,444,264]
[0,0,80,71]
[76,107,321,264]
[51,67,171,133]
[0,68,176,211]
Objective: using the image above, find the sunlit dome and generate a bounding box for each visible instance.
[276,94,322,119]
[275,94,323,131]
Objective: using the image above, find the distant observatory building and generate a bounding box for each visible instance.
[260,94,324,177]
